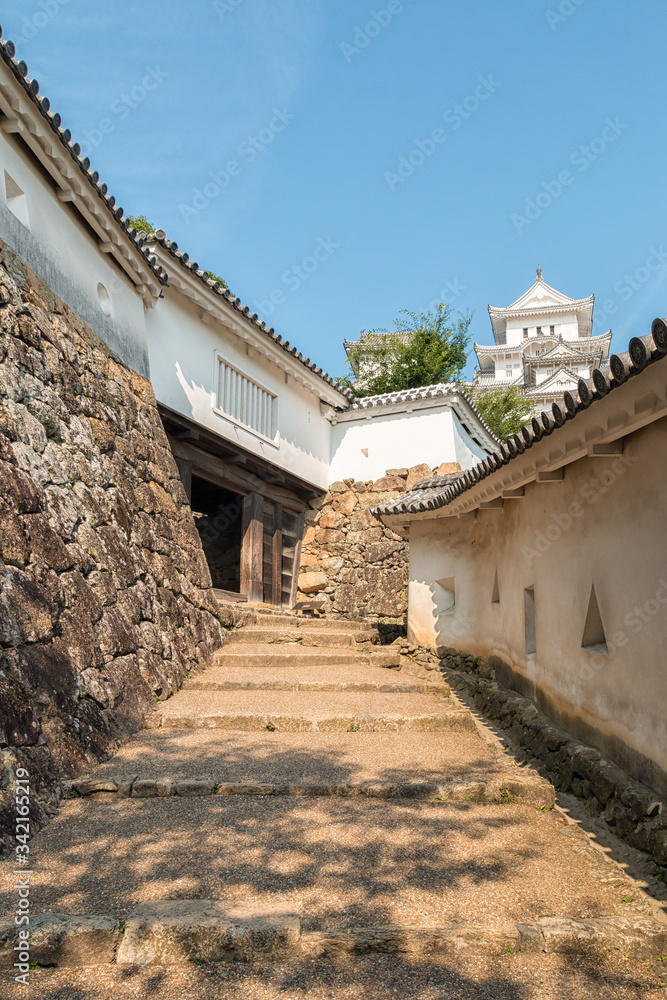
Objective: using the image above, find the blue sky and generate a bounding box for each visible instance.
[4,0,667,380]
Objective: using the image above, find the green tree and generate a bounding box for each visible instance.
[472,385,530,440]
[204,270,228,289]
[126,214,155,234]
[126,216,229,290]
[341,303,472,396]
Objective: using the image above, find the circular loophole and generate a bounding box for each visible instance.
[97,282,112,318]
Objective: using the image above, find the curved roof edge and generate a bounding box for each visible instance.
[0,34,167,287]
[346,380,500,444]
[488,294,595,317]
[372,324,667,517]
[144,230,354,402]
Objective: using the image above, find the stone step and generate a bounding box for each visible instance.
[78,729,512,791]
[158,689,471,732]
[247,612,377,632]
[212,645,385,668]
[186,664,448,695]
[117,900,301,965]
[69,775,553,808]
[227,627,376,648]
[3,908,665,967]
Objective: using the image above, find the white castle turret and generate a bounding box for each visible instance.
[472,269,612,410]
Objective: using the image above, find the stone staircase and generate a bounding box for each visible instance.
[1,611,666,983]
[156,615,473,735]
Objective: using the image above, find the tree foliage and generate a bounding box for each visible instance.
[127,214,155,234]
[125,216,229,289]
[341,304,472,397]
[472,385,530,440]
[204,270,228,289]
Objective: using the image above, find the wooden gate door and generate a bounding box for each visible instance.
[241,493,304,608]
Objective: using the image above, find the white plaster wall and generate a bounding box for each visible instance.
[329,404,490,482]
[146,290,332,489]
[505,313,579,345]
[0,132,148,375]
[406,416,667,795]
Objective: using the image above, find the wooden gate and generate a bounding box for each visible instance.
[241,492,304,607]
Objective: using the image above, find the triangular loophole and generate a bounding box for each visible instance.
[582,585,608,654]
[491,569,500,604]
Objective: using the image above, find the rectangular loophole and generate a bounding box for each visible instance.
[524,586,536,655]
[436,577,455,616]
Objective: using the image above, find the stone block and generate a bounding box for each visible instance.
[72,780,118,797]
[433,462,461,476]
[331,490,356,515]
[357,492,398,509]
[405,463,432,489]
[175,778,216,796]
[318,508,344,530]
[370,476,407,492]
[315,528,345,545]
[131,779,160,798]
[297,572,328,595]
[539,916,667,959]
[346,528,383,545]
[370,650,401,669]
[116,900,302,965]
[0,913,120,968]
[366,539,402,562]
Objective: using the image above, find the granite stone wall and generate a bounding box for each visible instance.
[0,242,225,852]
[297,462,460,637]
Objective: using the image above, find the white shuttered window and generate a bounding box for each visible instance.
[215,357,277,441]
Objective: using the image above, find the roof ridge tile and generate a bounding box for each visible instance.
[372,326,667,517]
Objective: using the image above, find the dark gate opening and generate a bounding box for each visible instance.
[190,475,244,594]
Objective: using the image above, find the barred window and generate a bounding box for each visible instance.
[215,358,277,440]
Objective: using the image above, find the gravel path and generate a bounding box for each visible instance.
[83,730,501,783]
[0,797,647,927]
[3,621,662,992]
[159,688,456,718]
[1,952,663,999]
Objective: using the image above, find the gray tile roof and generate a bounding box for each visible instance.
[0,34,168,286]
[372,325,667,517]
[344,382,500,442]
[0,34,353,401]
[143,230,355,402]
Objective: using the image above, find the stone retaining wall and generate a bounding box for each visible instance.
[439,647,667,865]
[0,242,225,852]
[297,463,460,637]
